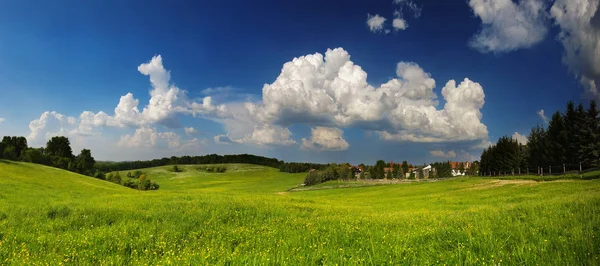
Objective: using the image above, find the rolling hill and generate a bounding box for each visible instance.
[0,160,599,265]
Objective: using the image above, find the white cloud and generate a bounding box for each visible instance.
[468,0,548,53]
[239,124,296,147]
[512,132,528,145]
[244,48,488,143]
[367,14,387,33]
[551,0,600,100]
[27,111,77,145]
[301,127,350,151]
[430,150,457,158]
[537,109,548,123]
[392,18,408,30]
[117,127,200,151]
[0,118,5,124]
[184,127,198,136]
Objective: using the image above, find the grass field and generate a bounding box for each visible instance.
[0,160,599,265]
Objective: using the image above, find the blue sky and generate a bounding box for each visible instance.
[0,0,597,165]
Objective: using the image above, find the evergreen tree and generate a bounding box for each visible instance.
[401,161,409,176]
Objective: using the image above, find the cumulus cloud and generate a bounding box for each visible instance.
[184,127,198,136]
[468,0,548,53]
[512,132,528,145]
[244,48,488,143]
[238,124,296,147]
[0,118,4,124]
[367,14,387,33]
[301,127,350,151]
[537,109,548,124]
[430,150,457,158]
[118,126,201,151]
[367,0,421,33]
[392,18,408,31]
[551,0,600,99]
[28,111,77,144]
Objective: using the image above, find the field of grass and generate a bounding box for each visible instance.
[1,160,599,265]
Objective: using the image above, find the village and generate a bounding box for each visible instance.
[348,161,476,179]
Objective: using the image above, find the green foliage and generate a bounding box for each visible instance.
[106,172,122,184]
[386,169,393,179]
[481,100,600,175]
[374,160,386,179]
[46,136,73,159]
[418,168,424,179]
[75,149,96,175]
[21,148,50,165]
[93,171,106,180]
[172,165,181,172]
[303,164,354,186]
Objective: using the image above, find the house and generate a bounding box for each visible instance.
[422,165,435,178]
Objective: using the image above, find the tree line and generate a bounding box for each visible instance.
[480,100,600,175]
[96,154,284,172]
[0,136,159,190]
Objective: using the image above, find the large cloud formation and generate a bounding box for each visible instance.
[468,0,548,53]
[551,0,600,99]
[468,0,600,100]
[244,48,488,143]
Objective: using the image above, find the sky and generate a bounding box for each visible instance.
[0,0,598,165]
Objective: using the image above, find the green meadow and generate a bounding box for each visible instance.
[0,160,599,265]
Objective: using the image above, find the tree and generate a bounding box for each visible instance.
[458,163,465,174]
[580,100,600,168]
[386,169,393,179]
[418,168,424,179]
[21,148,50,165]
[75,149,96,175]
[375,160,386,179]
[46,136,74,158]
[401,161,409,176]
[172,165,181,172]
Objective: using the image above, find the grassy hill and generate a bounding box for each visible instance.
[1,160,599,265]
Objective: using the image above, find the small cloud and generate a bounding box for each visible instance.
[0,118,5,124]
[392,18,408,30]
[366,14,387,33]
[512,132,528,145]
[301,127,350,152]
[537,109,548,124]
[201,86,236,95]
[184,127,199,136]
[430,150,457,158]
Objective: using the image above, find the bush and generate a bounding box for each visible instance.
[215,167,226,173]
[172,165,181,172]
[304,170,322,186]
[106,172,122,184]
[122,179,138,189]
[93,171,106,180]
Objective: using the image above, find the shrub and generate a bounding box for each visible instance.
[215,167,226,173]
[304,170,322,186]
[122,179,138,189]
[107,172,122,184]
[94,171,106,180]
[172,165,181,172]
